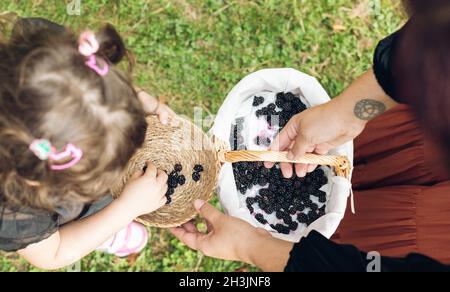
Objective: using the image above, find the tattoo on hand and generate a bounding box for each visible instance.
[354,99,386,121]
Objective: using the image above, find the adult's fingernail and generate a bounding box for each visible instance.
[194,199,205,210]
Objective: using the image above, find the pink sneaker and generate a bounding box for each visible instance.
[97,221,149,257]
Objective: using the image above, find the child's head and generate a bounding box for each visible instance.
[0,19,147,210]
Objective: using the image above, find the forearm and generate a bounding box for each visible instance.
[244,235,293,272]
[331,68,398,126]
[56,198,136,263]
[20,198,137,269]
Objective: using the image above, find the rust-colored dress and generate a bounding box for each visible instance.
[335,104,450,262]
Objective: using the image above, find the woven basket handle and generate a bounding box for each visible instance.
[219,150,351,178]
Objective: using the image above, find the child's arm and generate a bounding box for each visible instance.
[18,162,167,270]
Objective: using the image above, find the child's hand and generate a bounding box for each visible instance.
[136,89,176,125]
[119,161,168,217]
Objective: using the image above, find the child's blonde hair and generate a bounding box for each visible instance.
[0,19,147,210]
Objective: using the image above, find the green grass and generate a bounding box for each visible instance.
[0,0,404,271]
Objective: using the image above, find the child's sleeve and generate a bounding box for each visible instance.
[0,205,58,252]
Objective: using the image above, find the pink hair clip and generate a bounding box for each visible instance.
[29,139,83,171]
[78,31,109,76]
[49,144,83,171]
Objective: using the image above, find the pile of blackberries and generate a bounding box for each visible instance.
[255,92,307,128]
[165,164,186,204]
[192,164,204,182]
[230,92,329,234]
[162,163,205,205]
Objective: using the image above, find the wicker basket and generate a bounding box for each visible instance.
[111,115,351,228]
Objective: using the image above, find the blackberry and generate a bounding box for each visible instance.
[306,185,315,193]
[166,187,175,196]
[259,188,270,196]
[168,177,179,188]
[253,96,265,107]
[275,98,284,108]
[314,168,325,176]
[318,195,327,203]
[276,211,284,220]
[272,203,282,211]
[318,207,326,217]
[269,184,278,192]
[293,189,302,197]
[194,164,204,172]
[259,202,267,210]
[267,103,276,111]
[267,109,277,116]
[255,109,263,117]
[308,211,319,222]
[297,213,308,224]
[282,215,293,225]
[279,227,290,235]
[303,198,313,205]
[192,172,201,182]
[260,168,270,176]
[292,98,307,111]
[265,206,275,214]
[293,200,305,212]
[169,169,179,177]
[293,180,302,189]
[310,203,318,211]
[178,175,186,186]
[288,206,297,215]
[289,221,299,231]
[255,213,267,224]
[284,92,295,101]
[277,186,287,195]
[282,102,292,112]
[258,177,268,186]
[246,197,256,205]
[276,92,285,100]
[247,205,254,214]
[282,202,291,211]
[174,164,182,172]
[271,223,290,234]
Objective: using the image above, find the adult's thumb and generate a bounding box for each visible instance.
[194,200,222,224]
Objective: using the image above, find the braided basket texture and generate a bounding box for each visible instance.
[111,115,221,228]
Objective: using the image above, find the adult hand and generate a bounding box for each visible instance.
[170,200,292,271]
[265,99,365,178]
[265,69,397,178]
[136,89,176,125]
